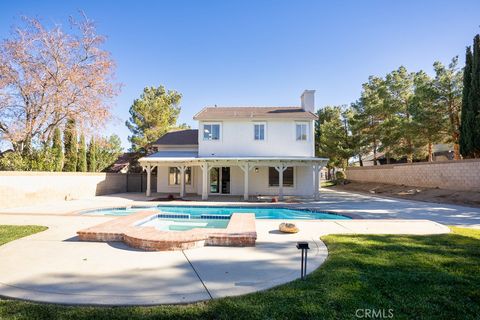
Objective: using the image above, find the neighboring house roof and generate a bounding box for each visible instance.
[104,152,136,173]
[193,106,318,120]
[152,129,198,145]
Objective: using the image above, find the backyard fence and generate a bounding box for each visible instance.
[126,173,157,193]
[0,171,146,209]
[345,159,480,192]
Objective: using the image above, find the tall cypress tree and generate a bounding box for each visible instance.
[77,134,87,172]
[87,137,97,172]
[52,127,64,171]
[63,118,78,171]
[471,35,480,157]
[460,46,474,157]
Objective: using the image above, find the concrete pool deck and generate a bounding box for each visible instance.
[0,188,474,305]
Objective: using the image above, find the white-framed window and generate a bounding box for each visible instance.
[268,167,294,187]
[168,167,192,185]
[296,123,308,141]
[254,123,265,141]
[203,123,221,141]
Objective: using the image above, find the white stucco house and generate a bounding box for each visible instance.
[138,90,328,200]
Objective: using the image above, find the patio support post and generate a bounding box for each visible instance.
[177,165,186,198]
[239,163,251,201]
[275,165,287,201]
[200,163,209,200]
[314,163,320,200]
[145,164,152,197]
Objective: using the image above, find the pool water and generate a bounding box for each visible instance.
[139,217,229,231]
[82,205,350,220]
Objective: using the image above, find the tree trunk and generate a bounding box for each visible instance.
[359,154,363,167]
[407,140,414,163]
[453,142,461,160]
[428,142,433,162]
[373,138,378,166]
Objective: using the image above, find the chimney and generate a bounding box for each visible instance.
[300,90,315,113]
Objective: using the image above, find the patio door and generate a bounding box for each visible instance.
[210,167,230,194]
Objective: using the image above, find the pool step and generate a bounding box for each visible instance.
[200,214,231,220]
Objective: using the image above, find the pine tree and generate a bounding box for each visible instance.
[63,118,78,171]
[87,137,97,172]
[77,134,87,172]
[471,35,480,157]
[52,127,64,171]
[126,86,182,153]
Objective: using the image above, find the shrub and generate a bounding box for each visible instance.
[335,171,346,181]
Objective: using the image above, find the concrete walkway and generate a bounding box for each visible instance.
[0,189,466,305]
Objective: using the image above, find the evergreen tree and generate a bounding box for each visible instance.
[95,134,123,172]
[315,106,354,170]
[471,35,480,157]
[63,118,78,171]
[460,46,475,157]
[77,134,87,172]
[411,71,447,161]
[52,127,63,171]
[87,137,97,172]
[431,57,463,160]
[126,86,182,153]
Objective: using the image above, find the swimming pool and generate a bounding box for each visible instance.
[81,205,350,220]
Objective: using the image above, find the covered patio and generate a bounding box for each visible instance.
[138,153,329,201]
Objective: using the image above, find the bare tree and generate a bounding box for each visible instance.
[0,14,119,153]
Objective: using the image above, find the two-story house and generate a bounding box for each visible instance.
[138,90,328,200]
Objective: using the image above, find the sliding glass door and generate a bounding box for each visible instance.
[209,167,230,194]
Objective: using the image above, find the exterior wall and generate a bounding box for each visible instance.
[156,165,315,196]
[346,159,480,192]
[198,120,315,157]
[0,171,127,209]
[156,166,198,194]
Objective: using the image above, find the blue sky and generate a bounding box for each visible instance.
[1,0,479,150]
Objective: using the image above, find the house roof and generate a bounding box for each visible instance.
[193,106,318,120]
[104,152,137,173]
[152,129,198,145]
[139,153,328,165]
[146,151,199,159]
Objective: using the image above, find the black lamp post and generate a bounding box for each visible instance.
[296,241,310,280]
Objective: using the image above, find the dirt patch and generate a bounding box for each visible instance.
[332,181,480,208]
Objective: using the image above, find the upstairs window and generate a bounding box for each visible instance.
[254,123,265,141]
[268,167,294,187]
[168,167,192,185]
[296,123,308,141]
[203,124,220,140]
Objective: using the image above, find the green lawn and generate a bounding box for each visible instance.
[0,225,47,246]
[0,225,479,320]
[321,180,336,188]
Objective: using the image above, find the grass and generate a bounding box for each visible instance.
[321,180,336,188]
[0,225,47,246]
[0,226,479,319]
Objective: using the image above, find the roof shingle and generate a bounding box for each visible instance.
[153,129,198,145]
[193,106,317,120]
